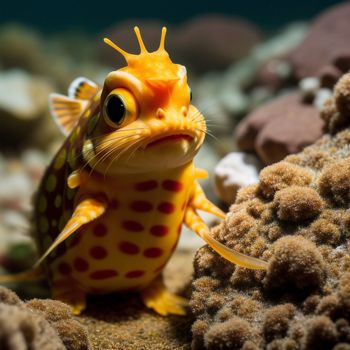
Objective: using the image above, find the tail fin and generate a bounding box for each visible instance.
[0,268,45,283]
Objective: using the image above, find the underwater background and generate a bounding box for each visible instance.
[1,0,344,32]
[1,1,350,349]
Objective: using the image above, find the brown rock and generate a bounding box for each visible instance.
[235,93,324,165]
[288,2,350,80]
[172,15,261,74]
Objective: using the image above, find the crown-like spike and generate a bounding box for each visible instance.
[158,27,167,51]
[103,38,131,61]
[134,26,148,53]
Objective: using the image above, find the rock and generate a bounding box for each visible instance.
[299,77,320,101]
[235,93,324,164]
[0,70,54,147]
[214,152,262,204]
[192,23,308,129]
[172,15,261,74]
[100,15,261,75]
[288,2,350,80]
[0,24,48,74]
[254,23,309,89]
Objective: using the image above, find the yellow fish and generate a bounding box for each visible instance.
[1,27,267,316]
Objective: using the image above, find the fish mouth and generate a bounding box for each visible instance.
[146,133,194,148]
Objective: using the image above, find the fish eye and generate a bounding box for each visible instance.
[104,94,126,126]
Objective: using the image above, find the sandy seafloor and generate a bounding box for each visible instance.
[78,250,194,350]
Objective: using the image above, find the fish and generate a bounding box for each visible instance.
[0,27,268,316]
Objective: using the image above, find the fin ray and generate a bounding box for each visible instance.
[184,207,268,270]
[34,197,107,268]
[0,268,44,283]
[49,93,88,135]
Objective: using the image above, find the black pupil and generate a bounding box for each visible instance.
[189,88,192,101]
[106,95,125,124]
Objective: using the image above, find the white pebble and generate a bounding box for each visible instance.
[314,88,332,110]
[214,152,262,204]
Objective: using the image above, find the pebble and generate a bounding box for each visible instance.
[214,152,262,204]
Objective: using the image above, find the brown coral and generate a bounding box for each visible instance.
[321,73,350,133]
[273,186,324,222]
[0,287,91,350]
[0,303,65,350]
[318,158,350,206]
[191,72,350,349]
[265,236,326,290]
[204,318,253,350]
[259,162,312,198]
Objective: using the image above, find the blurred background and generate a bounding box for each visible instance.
[0,0,348,288]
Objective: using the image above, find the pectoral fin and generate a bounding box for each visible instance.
[0,268,44,284]
[190,181,226,219]
[34,196,107,267]
[195,168,208,180]
[50,93,88,135]
[184,206,268,270]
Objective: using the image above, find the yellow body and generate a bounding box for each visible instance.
[6,27,268,316]
[48,163,195,294]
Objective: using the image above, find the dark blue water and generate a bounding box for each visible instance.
[2,0,345,33]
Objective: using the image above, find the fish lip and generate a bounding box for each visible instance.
[145,131,195,148]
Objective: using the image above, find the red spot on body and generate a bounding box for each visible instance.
[150,225,169,237]
[135,180,158,191]
[110,199,119,209]
[93,223,107,237]
[157,202,175,214]
[74,257,89,272]
[162,180,183,192]
[125,270,145,278]
[58,262,71,275]
[90,269,118,280]
[143,247,163,258]
[130,200,153,212]
[119,241,140,255]
[122,220,144,232]
[90,246,108,260]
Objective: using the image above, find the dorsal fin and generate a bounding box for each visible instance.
[49,93,88,135]
[68,77,99,100]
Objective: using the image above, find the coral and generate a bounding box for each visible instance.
[204,317,253,350]
[259,162,312,198]
[0,287,91,350]
[273,186,324,222]
[321,73,350,134]
[264,236,325,290]
[0,303,65,350]
[191,72,350,349]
